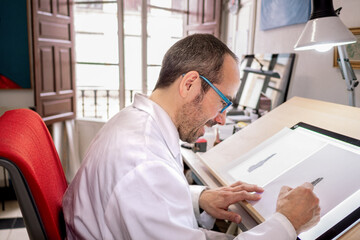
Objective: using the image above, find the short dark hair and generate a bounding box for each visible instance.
[153,34,238,92]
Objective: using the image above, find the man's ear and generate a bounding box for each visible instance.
[179,71,201,98]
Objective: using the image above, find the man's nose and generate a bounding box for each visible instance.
[214,111,226,125]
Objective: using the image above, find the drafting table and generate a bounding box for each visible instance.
[182,96,360,239]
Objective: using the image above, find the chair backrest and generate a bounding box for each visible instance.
[0,109,68,240]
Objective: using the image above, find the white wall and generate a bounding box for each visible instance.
[0,89,34,109]
[76,119,105,160]
[228,0,360,107]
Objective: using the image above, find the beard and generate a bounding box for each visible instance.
[175,94,217,143]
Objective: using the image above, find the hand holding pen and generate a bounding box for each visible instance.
[276,182,321,234]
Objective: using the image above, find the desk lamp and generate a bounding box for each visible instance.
[294,0,358,106]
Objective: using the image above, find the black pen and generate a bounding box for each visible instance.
[311,177,324,187]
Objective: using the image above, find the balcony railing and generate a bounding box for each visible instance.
[77,88,142,120]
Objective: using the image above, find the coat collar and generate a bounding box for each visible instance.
[132,93,182,167]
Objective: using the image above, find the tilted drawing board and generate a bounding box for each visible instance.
[197,97,360,239]
[227,123,359,239]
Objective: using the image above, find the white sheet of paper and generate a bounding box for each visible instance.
[251,144,360,218]
[225,128,326,186]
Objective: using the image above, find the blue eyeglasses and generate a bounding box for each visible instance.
[199,75,232,113]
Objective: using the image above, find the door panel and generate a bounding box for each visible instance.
[203,0,216,24]
[57,0,70,16]
[59,48,72,91]
[188,0,202,25]
[39,46,55,94]
[185,0,221,37]
[39,20,71,40]
[38,0,52,12]
[31,0,76,125]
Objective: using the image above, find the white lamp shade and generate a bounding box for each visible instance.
[294,16,357,51]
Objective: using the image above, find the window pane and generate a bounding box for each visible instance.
[76,64,119,89]
[74,1,120,119]
[147,8,183,65]
[147,9,183,65]
[74,0,187,119]
[124,36,142,100]
[147,65,161,92]
[124,9,141,36]
[74,2,118,64]
[76,33,118,64]
[124,4,142,106]
[76,64,120,119]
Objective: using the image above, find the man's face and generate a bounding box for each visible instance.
[176,94,217,143]
[176,55,240,143]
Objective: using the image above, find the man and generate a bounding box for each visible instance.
[63,34,320,239]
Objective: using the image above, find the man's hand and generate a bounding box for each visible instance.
[276,182,320,234]
[199,181,264,224]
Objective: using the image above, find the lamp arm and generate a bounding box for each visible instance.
[337,58,346,79]
[346,61,357,81]
[337,45,358,106]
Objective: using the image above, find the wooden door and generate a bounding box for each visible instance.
[30,0,76,125]
[184,0,221,37]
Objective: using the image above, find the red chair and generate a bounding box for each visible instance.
[0,109,68,240]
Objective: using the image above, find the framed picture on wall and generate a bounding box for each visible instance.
[260,0,310,31]
[333,27,360,69]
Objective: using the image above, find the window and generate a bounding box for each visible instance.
[74,0,187,120]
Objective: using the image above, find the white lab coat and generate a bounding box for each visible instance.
[62,93,297,240]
